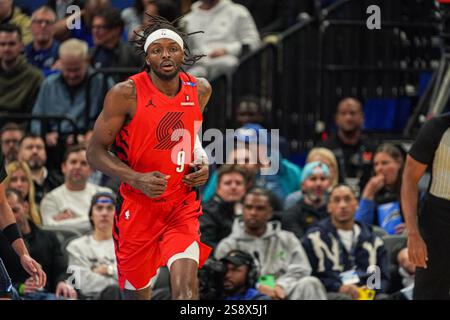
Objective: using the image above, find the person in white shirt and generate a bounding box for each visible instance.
[181,0,261,79]
[40,144,112,231]
[66,192,120,299]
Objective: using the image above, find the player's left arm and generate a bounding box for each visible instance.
[182,78,212,187]
[0,183,47,288]
[197,77,212,113]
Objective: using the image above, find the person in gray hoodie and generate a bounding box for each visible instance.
[215,187,327,300]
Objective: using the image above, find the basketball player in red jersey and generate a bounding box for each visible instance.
[86,16,212,300]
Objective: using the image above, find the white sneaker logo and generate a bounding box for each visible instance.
[124,210,130,220]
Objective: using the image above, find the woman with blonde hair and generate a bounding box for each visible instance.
[4,161,41,225]
[284,148,340,209]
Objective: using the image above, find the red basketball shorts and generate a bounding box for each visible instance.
[112,188,211,291]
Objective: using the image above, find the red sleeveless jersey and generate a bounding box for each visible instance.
[114,71,203,200]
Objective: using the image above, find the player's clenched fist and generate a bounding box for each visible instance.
[183,163,209,187]
[131,171,170,198]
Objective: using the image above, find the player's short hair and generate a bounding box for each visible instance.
[133,14,205,72]
[59,38,89,60]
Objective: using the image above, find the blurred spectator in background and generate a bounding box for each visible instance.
[221,249,270,300]
[216,188,327,300]
[90,7,142,78]
[18,134,63,205]
[66,192,120,300]
[235,95,266,128]
[233,0,297,36]
[234,95,289,157]
[0,24,43,113]
[302,185,390,300]
[1,188,76,300]
[200,164,248,250]
[0,0,32,44]
[0,123,24,165]
[25,6,59,77]
[320,97,374,195]
[284,147,339,210]
[31,38,112,146]
[4,161,41,226]
[282,161,331,239]
[54,0,111,47]
[182,0,260,79]
[40,145,112,231]
[202,124,301,205]
[356,143,406,235]
[122,0,179,40]
[306,148,339,187]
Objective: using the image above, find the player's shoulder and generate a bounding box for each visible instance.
[109,78,136,97]
[105,79,137,106]
[196,77,212,96]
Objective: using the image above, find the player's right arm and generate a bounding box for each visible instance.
[87,80,169,198]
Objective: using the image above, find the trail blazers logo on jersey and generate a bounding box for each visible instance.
[154,112,185,150]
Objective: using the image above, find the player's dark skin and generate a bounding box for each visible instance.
[86,37,212,300]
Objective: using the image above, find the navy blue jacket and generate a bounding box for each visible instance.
[301,218,390,293]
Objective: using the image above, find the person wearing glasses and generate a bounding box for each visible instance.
[25,6,60,77]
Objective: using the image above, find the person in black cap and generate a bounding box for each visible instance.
[221,249,269,300]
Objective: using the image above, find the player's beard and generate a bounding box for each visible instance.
[152,64,181,81]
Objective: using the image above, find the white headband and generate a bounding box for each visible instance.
[144,28,184,53]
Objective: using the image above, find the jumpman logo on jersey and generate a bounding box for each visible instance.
[145,99,156,108]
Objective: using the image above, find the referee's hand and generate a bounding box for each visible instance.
[408,233,428,269]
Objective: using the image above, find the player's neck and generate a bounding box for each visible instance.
[149,71,181,98]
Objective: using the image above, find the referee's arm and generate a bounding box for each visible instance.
[401,155,428,268]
